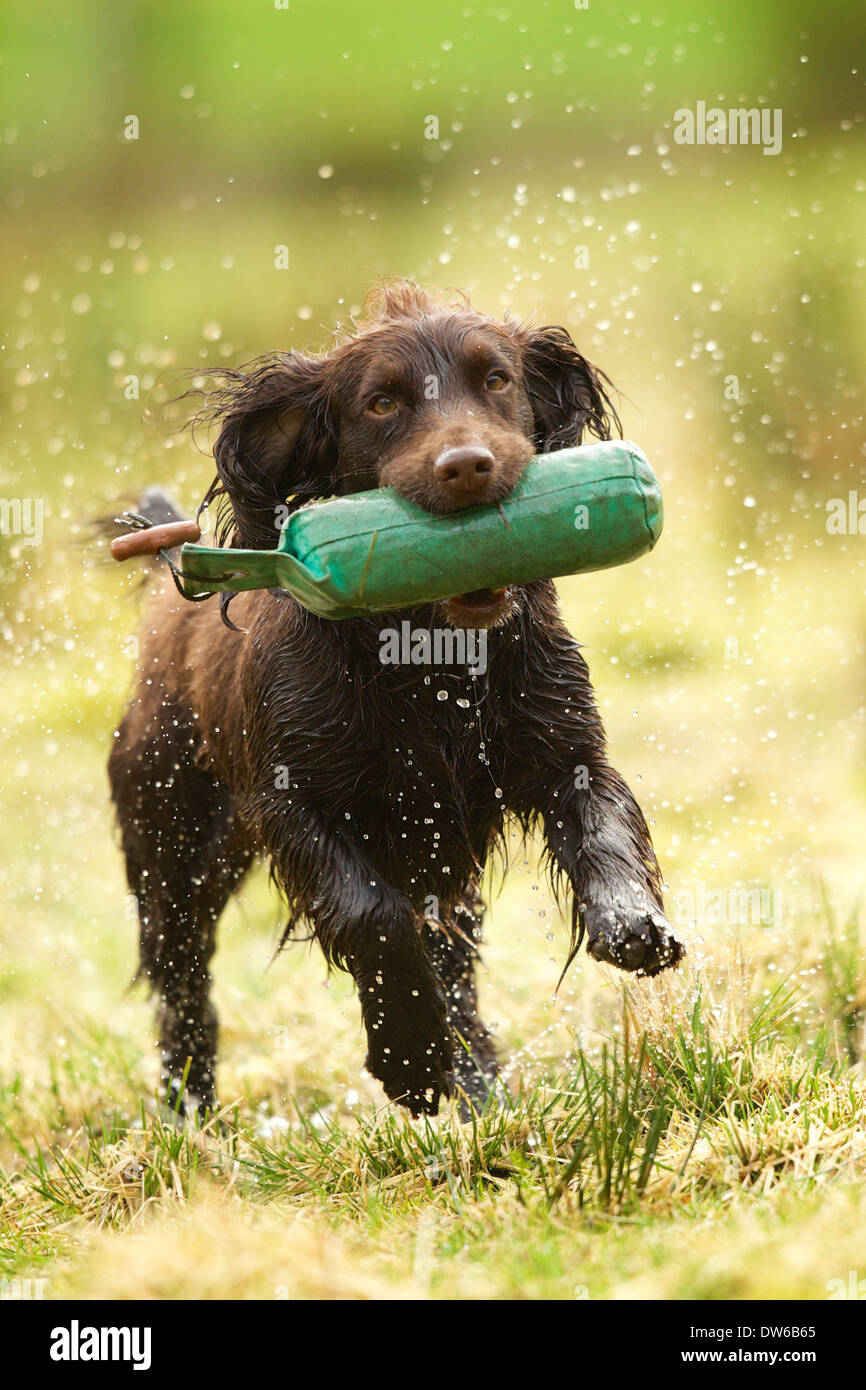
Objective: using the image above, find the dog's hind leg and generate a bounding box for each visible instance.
[109,696,253,1118]
[423,883,500,1116]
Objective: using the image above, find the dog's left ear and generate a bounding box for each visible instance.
[191,351,337,551]
[517,325,620,450]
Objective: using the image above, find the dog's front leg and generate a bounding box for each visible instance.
[537,763,685,977]
[255,800,453,1114]
[350,919,454,1116]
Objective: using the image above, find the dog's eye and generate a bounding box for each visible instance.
[485,371,509,392]
[368,394,398,416]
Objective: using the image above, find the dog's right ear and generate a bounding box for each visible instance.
[196,352,336,549]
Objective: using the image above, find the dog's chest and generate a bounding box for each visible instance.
[346,667,504,893]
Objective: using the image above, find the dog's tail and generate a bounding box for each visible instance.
[132,487,189,534]
[93,487,201,567]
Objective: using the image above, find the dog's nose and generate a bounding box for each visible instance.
[433,445,496,496]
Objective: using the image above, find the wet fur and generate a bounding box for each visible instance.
[108,282,683,1118]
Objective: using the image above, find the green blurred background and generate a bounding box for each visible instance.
[1,1,865,1066]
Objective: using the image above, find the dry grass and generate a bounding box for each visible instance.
[2,912,865,1299]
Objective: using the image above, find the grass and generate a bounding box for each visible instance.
[1,914,865,1299]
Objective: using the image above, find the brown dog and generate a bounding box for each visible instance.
[108,282,684,1118]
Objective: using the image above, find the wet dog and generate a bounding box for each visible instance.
[108,281,684,1117]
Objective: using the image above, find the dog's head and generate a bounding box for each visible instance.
[196,281,619,627]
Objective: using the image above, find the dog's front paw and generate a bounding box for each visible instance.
[364,992,454,1116]
[584,897,685,977]
[366,1031,454,1116]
